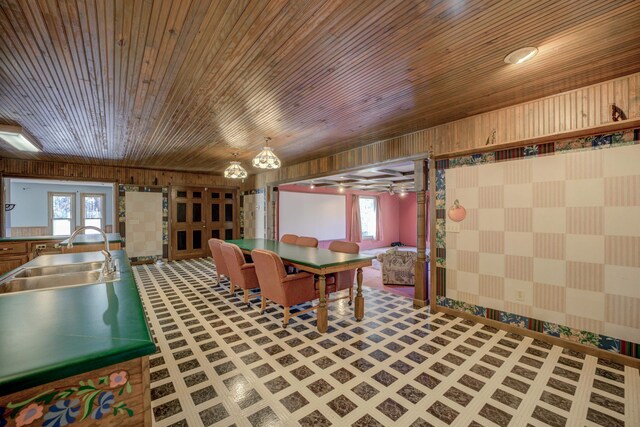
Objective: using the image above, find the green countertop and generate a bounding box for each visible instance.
[59,232,122,246]
[226,239,375,269]
[0,236,66,242]
[0,250,155,396]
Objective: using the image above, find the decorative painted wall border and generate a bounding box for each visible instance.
[434,129,640,359]
[118,185,169,262]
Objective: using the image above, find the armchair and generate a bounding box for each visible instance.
[280,234,298,244]
[208,238,232,292]
[376,248,420,286]
[295,236,318,248]
[221,243,261,305]
[251,249,319,327]
[324,241,359,304]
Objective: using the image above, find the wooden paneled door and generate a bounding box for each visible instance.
[170,187,238,260]
[206,190,237,242]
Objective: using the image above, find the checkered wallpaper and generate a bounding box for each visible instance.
[125,191,164,258]
[435,130,640,359]
[118,185,169,261]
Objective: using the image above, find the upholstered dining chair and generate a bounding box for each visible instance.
[280,234,298,244]
[251,249,319,327]
[325,241,359,304]
[295,236,319,248]
[208,238,233,294]
[220,243,260,305]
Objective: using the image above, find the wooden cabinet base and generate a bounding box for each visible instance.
[0,357,150,426]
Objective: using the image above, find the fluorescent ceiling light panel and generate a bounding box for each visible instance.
[0,125,42,152]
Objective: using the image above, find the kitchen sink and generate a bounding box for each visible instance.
[0,261,119,295]
[12,262,105,278]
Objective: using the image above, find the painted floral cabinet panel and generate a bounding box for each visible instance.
[0,357,149,427]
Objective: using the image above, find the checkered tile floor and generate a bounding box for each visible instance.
[134,259,640,426]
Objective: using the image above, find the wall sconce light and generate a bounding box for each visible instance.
[448,199,466,222]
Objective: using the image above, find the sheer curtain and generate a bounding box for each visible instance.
[375,195,383,241]
[350,195,362,242]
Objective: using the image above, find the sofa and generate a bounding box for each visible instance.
[376,248,425,286]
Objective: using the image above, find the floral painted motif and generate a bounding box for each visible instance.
[14,403,43,426]
[2,371,134,425]
[91,392,115,420]
[449,152,495,168]
[108,371,128,388]
[523,145,539,156]
[43,399,80,427]
[543,322,560,337]
[555,131,631,152]
[600,336,621,353]
[500,312,528,328]
[435,219,446,249]
[557,326,600,347]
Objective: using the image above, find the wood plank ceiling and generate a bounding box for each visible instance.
[1,0,639,173]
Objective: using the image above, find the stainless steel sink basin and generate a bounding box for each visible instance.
[12,262,104,278]
[0,261,120,295]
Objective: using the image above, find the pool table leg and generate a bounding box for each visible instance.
[355,267,364,321]
[317,274,328,333]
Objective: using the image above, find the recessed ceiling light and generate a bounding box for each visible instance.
[0,125,42,152]
[504,46,538,64]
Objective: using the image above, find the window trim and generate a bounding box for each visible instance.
[81,193,106,231]
[359,196,378,240]
[48,192,76,235]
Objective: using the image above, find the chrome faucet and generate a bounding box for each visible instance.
[67,226,117,276]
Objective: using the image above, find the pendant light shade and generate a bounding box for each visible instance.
[224,153,248,179]
[252,137,281,169]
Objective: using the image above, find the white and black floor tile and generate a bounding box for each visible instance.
[134,259,640,426]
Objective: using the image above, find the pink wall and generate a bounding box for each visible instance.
[278,184,400,250]
[399,192,417,246]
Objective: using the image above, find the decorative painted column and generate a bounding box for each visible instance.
[413,159,428,308]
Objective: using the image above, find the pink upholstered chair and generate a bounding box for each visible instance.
[221,243,260,304]
[251,249,319,327]
[295,236,318,248]
[280,234,298,244]
[325,241,359,304]
[208,238,233,293]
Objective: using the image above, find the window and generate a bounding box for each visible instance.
[359,197,377,240]
[81,193,105,234]
[49,192,75,236]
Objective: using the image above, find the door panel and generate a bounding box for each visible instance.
[170,186,239,260]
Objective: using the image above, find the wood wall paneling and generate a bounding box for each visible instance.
[0,158,240,188]
[253,73,640,187]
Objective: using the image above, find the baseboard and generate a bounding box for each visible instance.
[434,305,640,369]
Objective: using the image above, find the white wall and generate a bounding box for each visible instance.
[8,181,114,228]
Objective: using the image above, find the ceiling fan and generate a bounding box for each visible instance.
[386,184,408,196]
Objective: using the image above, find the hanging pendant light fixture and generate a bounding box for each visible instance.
[224,153,248,180]
[252,137,281,170]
